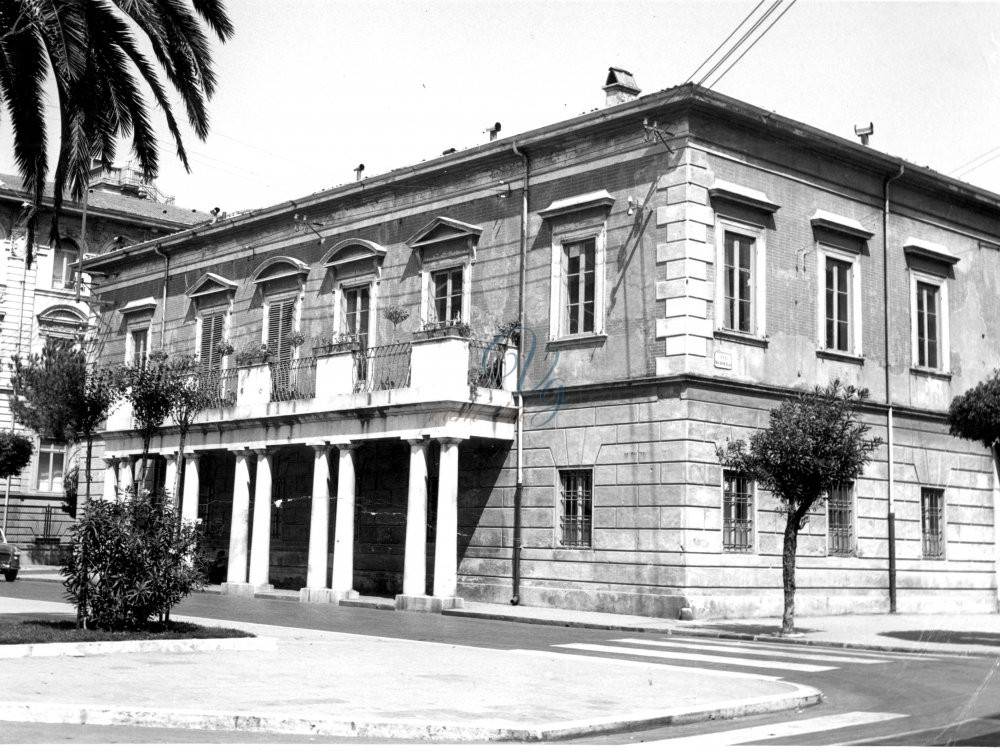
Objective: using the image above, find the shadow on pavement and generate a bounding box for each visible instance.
[879,630,1000,647]
[703,623,821,636]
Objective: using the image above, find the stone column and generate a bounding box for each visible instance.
[247,449,274,592]
[222,449,254,596]
[432,438,463,606]
[181,453,200,525]
[330,443,359,601]
[118,457,135,499]
[301,444,333,602]
[164,454,178,504]
[400,439,430,600]
[102,458,119,501]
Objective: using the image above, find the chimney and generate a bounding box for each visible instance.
[604,67,640,107]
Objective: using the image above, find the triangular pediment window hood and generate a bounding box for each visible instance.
[185,272,239,299]
[251,256,310,286]
[321,238,387,278]
[406,217,482,265]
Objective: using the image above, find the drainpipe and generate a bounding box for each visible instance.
[153,245,169,349]
[883,164,904,614]
[510,141,529,605]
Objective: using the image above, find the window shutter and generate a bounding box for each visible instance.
[201,312,224,370]
[268,299,294,362]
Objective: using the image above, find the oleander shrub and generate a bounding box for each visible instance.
[62,491,205,630]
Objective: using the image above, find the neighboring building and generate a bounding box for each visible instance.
[86,73,1000,618]
[0,167,208,563]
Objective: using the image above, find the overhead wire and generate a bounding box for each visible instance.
[704,0,799,89]
[697,0,785,88]
[686,0,768,83]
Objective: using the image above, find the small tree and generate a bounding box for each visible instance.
[11,341,120,513]
[0,430,33,481]
[170,356,214,503]
[948,369,1000,473]
[118,351,177,489]
[717,381,881,634]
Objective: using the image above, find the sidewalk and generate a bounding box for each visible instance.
[18,566,1000,655]
[0,594,818,742]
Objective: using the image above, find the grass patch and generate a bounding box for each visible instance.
[0,619,253,645]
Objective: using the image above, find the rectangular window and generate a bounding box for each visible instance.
[563,239,596,335]
[723,231,754,333]
[200,311,225,371]
[825,257,852,352]
[129,328,149,367]
[723,471,753,552]
[921,487,945,559]
[827,484,854,556]
[53,247,74,289]
[267,297,296,363]
[37,440,66,493]
[559,469,592,547]
[432,268,463,323]
[916,281,940,369]
[342,286,371,349]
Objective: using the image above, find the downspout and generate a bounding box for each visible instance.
[154,245,169,349]
[883,164,904,614]
[510,141,528,605]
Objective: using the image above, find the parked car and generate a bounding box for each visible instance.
[0,528,20,581]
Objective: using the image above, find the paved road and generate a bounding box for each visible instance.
[5,579,999,746]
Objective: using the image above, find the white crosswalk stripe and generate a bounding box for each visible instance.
[508,648,782,680]
[623,711,908,746]
[553,642,838,672]
[614,638,891,664]
[660,635,939,661]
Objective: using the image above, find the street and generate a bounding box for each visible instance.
[4,579,999,746]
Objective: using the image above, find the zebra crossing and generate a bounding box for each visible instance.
[536,633,930,677]
[518,636,924,745]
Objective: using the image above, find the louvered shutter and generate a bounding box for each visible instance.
[201,312,224,371]
[268,299,295,362]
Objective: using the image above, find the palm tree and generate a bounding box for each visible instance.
[0,1,233,265]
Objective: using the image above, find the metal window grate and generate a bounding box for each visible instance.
[468,340,507,389]
[270,357,317,402]
[723,471,753,552]
[559,469,592,547]
[827,484,854,556]
[354,343,411,393]
[921,487,944,559]
[198,367,239,409]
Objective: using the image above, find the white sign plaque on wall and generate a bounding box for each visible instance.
[714,351,733,370]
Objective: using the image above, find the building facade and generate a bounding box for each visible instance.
[86,76,1000,618]
[0,169,207,563]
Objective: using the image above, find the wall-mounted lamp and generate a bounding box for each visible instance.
[354,163,365,181]
[273,498,284,509]
[627,196,637,215]
[495,181,511,199]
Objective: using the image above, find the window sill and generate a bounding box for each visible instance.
[816,349,864,365]
[547,333,607,350]
[826,551,855,558]
[714,330,768,348]
[910,366,952,381]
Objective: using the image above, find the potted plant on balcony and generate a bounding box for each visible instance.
[413,319,472,341]
[235,342,273,366]
[215,340,235,358]
[383,304,410,342]
[287,331,306,350]
[312,333,361,356]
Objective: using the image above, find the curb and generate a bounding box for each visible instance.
[0,685,821,742]
[441,609,1000,659]
[0,636,276,659]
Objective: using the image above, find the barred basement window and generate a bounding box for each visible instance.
[723,470,753,552]
[827,484,854,556]
[559,469,592,547]
[921,487,945,559]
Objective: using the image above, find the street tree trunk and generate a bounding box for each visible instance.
[83,435,93,504]
[781,512,801,634]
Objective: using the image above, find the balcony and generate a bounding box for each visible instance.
[104,335,517,434]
